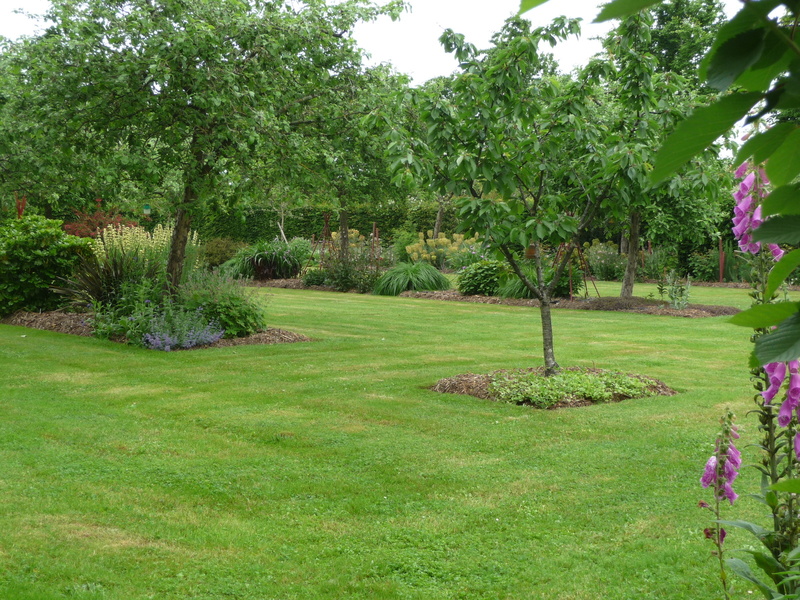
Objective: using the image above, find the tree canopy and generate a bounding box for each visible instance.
[1,0,405,286]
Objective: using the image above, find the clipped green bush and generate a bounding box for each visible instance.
[456,260,506,296]
[0,216,92,316]
[373,262,451,296]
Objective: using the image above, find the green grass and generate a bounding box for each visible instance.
[0,287,766,599]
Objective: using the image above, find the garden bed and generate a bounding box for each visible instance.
[0,310,311,348]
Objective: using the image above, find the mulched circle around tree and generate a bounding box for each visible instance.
[432,367,676,409]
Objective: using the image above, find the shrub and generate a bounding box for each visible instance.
[488,368,655,409]
[62,201,138,238]
[373,262,451,296]
[141,303,225,351]
[58,223,201,308]
[497,261,583,300]
[202,237,248,268]
[92,223,202,284]
[223,238,311,280]
[584,240,626,281]
[640,246,678,281]
[179,270,267,338]
[323,258,383,293]
[391,230,418,263]
[456,260,507,296]
[302,268,328,287]
[0,216,92,316]
[89,279,163,342]
[665,270,691,309]
[446,241,490,270]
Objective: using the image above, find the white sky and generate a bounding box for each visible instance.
[0,0,742,84]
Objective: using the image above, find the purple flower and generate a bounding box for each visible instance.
[770,244,785,261]
[734,162,749,178]
[701,412,740,505]
[762,362,787,403]
[721,483,738,505]
[701,456,717,488]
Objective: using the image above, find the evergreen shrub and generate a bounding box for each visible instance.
[0,216,92,316]
[456,260,507,296]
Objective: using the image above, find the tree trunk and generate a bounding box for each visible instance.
[339,209,349,262]
[620,211,641,298]
[166,205,193,292]
[539,296,560,376]
[433,200,444,239]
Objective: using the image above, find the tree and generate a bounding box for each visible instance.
[3,0,404,289]
[649,0,725,81]
[388,17,629,374]
[593,12,728,297]
[309,65,411,261]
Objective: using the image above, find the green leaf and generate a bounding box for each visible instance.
[770,479,800,493]
[735,123,797,166]
[594,0,662,22]
[729,302,800,328]
[765,128,800,186]
[734,33,795,92]
[717,520,771,540]
[755,312,800,365]
[706,29,767,91]
[651,92,762,184]
[762,184,800,217]
[725,558,779,599]
[752,215,800,245]
[518,0,551,13]
[766,250,800,299]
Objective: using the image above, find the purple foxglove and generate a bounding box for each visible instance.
[721,482,738,504]
[701,456,717,488]
[735,162,749,178]
[770,244,785,260]
[779,395,799,428]
[727,444,741,469]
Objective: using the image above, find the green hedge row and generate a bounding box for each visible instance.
[197,202,459,244]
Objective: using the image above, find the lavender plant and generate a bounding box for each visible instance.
[142,303,224,351]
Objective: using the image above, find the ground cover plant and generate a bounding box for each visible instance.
[487,367,663,408]
[0,285,766,599]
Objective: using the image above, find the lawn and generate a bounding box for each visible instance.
[0,286,764,599]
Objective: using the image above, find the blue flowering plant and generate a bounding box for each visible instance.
[141,303,224,351]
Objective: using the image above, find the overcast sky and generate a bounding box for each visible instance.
[0,0,742,84]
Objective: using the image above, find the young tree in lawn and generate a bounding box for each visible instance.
[389,17,628,374]
[4,0,404,289]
